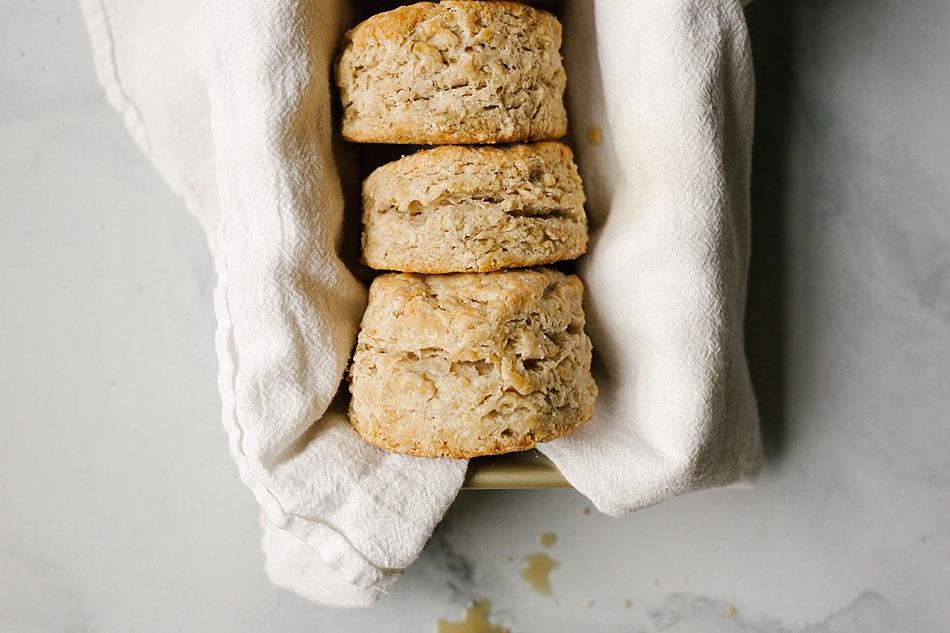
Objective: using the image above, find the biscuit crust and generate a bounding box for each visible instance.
[348,269,597,458]
[336,1,567,144]
[362,142,588,273]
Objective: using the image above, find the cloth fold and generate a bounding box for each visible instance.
[540,0,762,515]
[81,0,761,607]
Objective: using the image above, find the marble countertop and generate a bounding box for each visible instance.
[1,1,948,631]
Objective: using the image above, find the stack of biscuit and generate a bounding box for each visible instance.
[336,0,597,458]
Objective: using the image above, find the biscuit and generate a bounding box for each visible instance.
[336,0,567,144]
[348,268,597,458]
[362,143,587,273]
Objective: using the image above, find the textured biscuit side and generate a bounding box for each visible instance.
[362,142,588,273]
[336,0,567,145]
[348,269,597,458]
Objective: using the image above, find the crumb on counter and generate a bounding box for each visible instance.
[586,125,602,145]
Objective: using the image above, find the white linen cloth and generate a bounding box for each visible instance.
[81,0,762,607]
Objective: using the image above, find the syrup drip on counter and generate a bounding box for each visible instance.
[436,600,509,633]
[520,552,559,597]
[538,532,557,548]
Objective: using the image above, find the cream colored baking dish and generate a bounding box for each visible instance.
[463,450,569,489]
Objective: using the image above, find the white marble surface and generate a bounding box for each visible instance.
[1,1,948,631]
